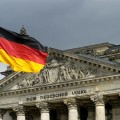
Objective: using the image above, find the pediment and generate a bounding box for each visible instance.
[0,48,120,91]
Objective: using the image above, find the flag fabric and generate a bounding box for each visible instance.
[0,27,48,73]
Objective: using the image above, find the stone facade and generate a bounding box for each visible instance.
[0,42,120,120]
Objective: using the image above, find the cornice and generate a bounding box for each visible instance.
[49,48,120,73]
[0,72,22,89]
[0,74,120,97]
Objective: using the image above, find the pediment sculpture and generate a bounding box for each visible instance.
[17,59,96,88]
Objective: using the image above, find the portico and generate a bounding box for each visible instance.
[1,91,120,120]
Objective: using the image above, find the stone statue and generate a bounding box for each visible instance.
[20,25,27,35]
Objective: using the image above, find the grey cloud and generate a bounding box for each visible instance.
[0,0,120,50]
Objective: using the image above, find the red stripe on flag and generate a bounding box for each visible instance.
[0,37,48,65]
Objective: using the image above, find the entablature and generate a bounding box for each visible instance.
[0,74,120,97]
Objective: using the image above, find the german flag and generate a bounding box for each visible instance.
[0,27,48,73]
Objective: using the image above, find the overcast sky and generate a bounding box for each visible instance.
[0,0,120,79]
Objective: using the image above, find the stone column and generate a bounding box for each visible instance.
[64,98,78,120]
[91,94,105,120]
[36,102,50,120]
[13,105,25,120]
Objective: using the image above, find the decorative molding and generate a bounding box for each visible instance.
[13,105,25,116]
[90,93,104,105]
[0,72,22,89]
[64,98,77,109]
[0,103,18,109]
[36,102,49,113]
[0,74,120,97]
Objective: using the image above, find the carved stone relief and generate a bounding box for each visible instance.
[90,93,104,105]
[64,98,77,109]
[36,102,49,112]
[74,47,108,56]
[13,105,25,116]
[16,57,109,88]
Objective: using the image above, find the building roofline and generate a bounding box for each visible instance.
[64,42,114,52]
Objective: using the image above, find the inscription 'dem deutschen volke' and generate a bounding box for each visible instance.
[26,89,87,102]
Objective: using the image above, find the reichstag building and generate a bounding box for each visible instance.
[0,42,120,120]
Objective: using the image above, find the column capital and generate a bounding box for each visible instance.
[36,102,49,113]
[90,93,104,105]
[12,105,25,116]
[64,98,77,109]
[64,98,78,120]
